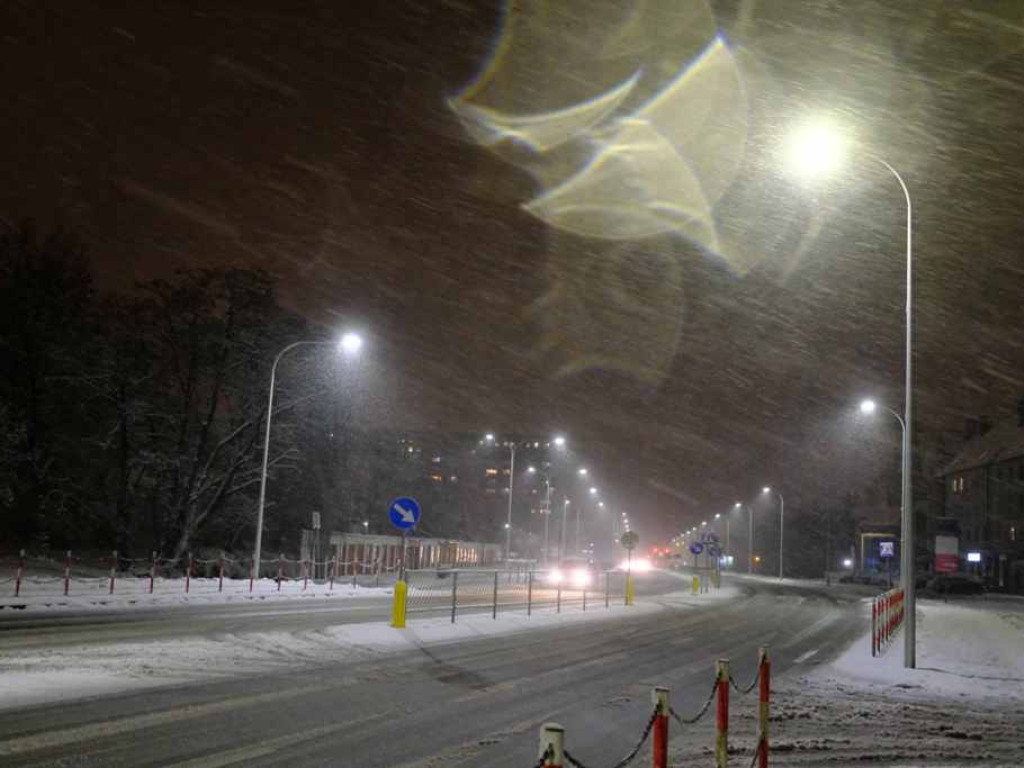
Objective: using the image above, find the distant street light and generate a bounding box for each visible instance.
[254,333,364,579]
[589,487,598,495]
[578,467,588,476]
[788,118,915,668]
[762,487,785,579]
[553,435,566,447]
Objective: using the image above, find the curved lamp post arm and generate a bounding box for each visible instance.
[253,340,334,579]
[873,155,915,669]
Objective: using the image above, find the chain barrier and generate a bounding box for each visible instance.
[669,678,718,725]
[729,666,760,695]
[559,707,657,768]
[533,746,553,768]
[747,737,767,768]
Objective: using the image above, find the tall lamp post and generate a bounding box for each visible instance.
[528,465,554,565]
[485,433,517,563]
[788,119,915,667]
[253,332,363,579]
[762,487,785,579]
[715,512,730,566]
[735,502,753,574]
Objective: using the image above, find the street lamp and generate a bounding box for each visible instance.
[253,333,364,579]
[484,433,517,563]
[553,435,566,447]
[762,487,785,579]
[788,119,915,668]
[735,502,754,575]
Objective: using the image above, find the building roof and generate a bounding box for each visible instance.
[941,414,1024,475]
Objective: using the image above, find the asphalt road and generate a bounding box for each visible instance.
[0,575,870,767]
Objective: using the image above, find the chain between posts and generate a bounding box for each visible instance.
[747,737,767,768]
[554,707,658,768]
[729,666,761,695]
[669,678,719,725]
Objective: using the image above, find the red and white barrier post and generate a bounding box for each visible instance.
[185,552,192,594]
[538,722,565,768]
[63,550,71,596]
[716,659,730,768]
[109,550,117,595]
[15,549,25,597]
[871,595,877,656]
[277,553,284,592]
[218,553,225,593]
[758,647,771,768]
[652,687,670,768]
[149,551,157,594]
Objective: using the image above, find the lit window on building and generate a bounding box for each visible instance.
[485,468,499,476]
[449,475,458,483]
[430,473,443,483]
[432,456,441,464]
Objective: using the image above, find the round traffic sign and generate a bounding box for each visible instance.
[388,497,421,530]
[620,531,639,550]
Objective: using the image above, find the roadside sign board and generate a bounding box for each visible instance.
[311,511,321,530]
[879,541,895,559]
[689,542,704,556]
[620,531,639,550]
[388,497,421,531]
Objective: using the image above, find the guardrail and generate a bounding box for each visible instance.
[871,586,905,657]
[535,648,771,768]
[392,568,631,626]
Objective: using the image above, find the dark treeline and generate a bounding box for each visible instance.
[0,222,494,560]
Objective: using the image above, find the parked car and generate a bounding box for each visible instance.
[929,573,985,596]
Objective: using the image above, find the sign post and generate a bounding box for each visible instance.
[388,496,421,629]
[620,531,639,606]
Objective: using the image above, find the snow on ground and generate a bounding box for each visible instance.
[0,589,735,712]
[667,596,1024,766]
[818,597,1024,703]
[0,577,393,611]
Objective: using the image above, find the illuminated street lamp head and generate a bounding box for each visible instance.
[762,486,771,495]
[553,435,566,447]
[485,433,495,442]
[734,502,741,509]
[787,118,846,177]
[598,501,605,508]
[860,399,877,415]
[715,513,721,519]
[339,331,363,356]
[701,521,707,527]
[578,468,588,476]
[527,465,536,473]
[589,487,597,495]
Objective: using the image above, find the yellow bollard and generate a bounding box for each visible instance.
[625,574,636,606]
[391,579,407,628]
[692,575,700,595]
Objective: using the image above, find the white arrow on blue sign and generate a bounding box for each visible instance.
[689,542,704,556]
[388,497,421,530]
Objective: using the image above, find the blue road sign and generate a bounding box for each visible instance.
[689,542,704,556]
[388,497,421,530]
[708,545,722,558]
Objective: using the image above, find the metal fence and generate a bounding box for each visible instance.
[405,568,628,622]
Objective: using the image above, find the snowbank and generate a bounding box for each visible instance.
[813,597,1024,703]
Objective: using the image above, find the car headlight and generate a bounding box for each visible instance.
[571,568,591,587]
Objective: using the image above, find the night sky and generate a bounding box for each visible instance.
[4,0,1024,542]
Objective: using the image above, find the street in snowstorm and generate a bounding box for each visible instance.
[3,1,1024,766]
